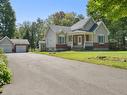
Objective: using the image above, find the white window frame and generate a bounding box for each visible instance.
[98,34,105,44]
[58,35,65,44]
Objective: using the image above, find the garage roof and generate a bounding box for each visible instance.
[11,39,30,45]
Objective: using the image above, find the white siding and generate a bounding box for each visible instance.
[0,45,13,53]
[94,23,109,43]
[45,29,56,49]
[0,38,13,53]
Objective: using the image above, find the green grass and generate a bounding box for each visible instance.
[35,51,127,69]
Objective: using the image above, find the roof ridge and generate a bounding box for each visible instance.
[50,25,70,28]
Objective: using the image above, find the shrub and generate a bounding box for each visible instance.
[0,49,12,89]
[0,49,3,54]
[0,62,12,86]
[0,49,8,65]
[0,55,8,65]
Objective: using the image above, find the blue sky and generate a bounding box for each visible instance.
[10,0,88,24]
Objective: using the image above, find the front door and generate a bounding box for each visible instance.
[78,36,82,45]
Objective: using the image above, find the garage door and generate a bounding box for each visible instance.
[16,45,26,53]
[0,45,13,53]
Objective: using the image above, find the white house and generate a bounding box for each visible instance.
[44,17,110,51]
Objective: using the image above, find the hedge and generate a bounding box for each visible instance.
[0,49,12,93]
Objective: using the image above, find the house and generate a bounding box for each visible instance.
[44,17,109,51]
[0,36,29,53]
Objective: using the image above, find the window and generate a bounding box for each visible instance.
[68,36,72,42]
[86,35,89,41]
[58,36,65,44]
[98,35,105,44]
[78,36,81,43]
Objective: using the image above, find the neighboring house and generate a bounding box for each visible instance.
[0,36,29,53]
[44,17,109,51]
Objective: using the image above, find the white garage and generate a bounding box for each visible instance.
[0,37,13,53]
[0,36,29,53]
[11,39,29,53]
[16,45,27,53]
[0,45,13,53]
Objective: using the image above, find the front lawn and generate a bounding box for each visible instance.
[36,51,127,69]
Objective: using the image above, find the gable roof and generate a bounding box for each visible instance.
[49,25,71,33]
[48,17,109,34]
[0,36,13,44]
[0,36,30,45]
[11,39,30,45]
[94,21,110,35]
[71,17,91,31]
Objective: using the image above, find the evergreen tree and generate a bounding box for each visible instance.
[0,0,16,38]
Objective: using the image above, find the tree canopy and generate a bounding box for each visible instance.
[0,0,16,38]
[47,11,84,26]
[87,0,127,50]
[87,0,127,21]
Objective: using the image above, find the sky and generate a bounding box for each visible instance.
[10,0,88,24]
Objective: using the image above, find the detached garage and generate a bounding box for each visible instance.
[11,39,30,53]
[0,36,29,53]
[0,37,13,53]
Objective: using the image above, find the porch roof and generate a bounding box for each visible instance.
[68,30,93,35]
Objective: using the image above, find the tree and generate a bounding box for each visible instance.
[0,0,16,38]
[109,17,127,49]
[47,11,84,26]
[87,0,127,21]
[30,22,38,49]
[17,19,48,49]
[87,0,127,50]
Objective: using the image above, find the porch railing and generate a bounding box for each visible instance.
[84,41,93,47]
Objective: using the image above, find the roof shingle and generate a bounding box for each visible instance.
[11,39,29,45]
[71,17,90,31]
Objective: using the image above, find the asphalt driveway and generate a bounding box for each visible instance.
[1,53,127,95]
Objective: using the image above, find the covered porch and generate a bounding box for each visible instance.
[68,31,94,49]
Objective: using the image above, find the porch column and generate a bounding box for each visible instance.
[91,33,94,45]
[84,33,86,48]
[71,35,73,48]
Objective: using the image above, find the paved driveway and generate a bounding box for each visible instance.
[1,53,127,95]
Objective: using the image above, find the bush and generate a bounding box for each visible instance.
[0,49,3,54]
[0,49,12,88]
[0,55,8,65]
[0,62,12,86]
